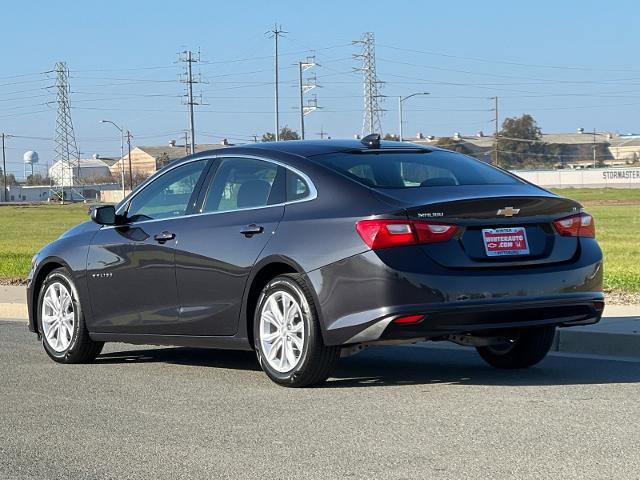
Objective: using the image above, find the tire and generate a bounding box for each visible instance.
[38,267,104,363]
[253,274,340,387]
[476,326,556,369]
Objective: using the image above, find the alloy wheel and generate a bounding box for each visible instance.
[259,290,305,373]
[41,282,75,353]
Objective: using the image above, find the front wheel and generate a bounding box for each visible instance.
[476,326,556,369]
[38,268,104,363]
[254,274,340,387]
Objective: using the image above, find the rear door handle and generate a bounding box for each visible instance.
[240,224,264,237]
[154,231,176,243]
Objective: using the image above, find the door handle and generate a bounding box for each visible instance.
[154,231,176,243]
[240,224,264,237]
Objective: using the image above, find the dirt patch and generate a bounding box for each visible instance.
[0,278,27,286]
[605,290,640,305]
[580,199,640,206]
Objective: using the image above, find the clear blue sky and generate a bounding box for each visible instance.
[2,0,639,177]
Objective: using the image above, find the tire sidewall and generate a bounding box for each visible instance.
[254,276,316,385]
[38,269,82,361]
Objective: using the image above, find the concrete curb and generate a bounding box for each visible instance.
[554,328,640,358]
[0,303,28,320]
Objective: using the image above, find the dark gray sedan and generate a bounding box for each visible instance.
[27,136,604,386]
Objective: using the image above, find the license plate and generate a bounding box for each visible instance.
[482,227,530,257]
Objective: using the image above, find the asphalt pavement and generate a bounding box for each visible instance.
[2,319,640,480]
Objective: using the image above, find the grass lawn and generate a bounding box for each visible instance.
[0,204,89,284]
[0,189,638,297]
[550,188,640,295]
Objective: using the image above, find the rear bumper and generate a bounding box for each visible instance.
[306,244,604,346]
[378,296,603,342]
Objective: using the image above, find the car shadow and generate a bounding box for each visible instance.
[95,343,640,388]
[96,347,262,372]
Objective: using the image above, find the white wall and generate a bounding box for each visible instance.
[510,167,640,188]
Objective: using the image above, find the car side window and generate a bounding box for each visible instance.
[126,160,207,222]
[203,158,282,213]
[286,170,311,201]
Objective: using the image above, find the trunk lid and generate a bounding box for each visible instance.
[375,184,582,268]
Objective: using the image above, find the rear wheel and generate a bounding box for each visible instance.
[38,268,104,363]
[254,274,340,387]
[476,326,556,369]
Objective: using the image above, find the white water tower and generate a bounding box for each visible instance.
[23,151,39,180]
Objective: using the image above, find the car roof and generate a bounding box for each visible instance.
[201,139,436,158]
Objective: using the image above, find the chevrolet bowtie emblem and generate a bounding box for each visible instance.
[497,206,520,217]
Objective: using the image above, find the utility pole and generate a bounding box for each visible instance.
[1,133,6,202]
[354,32,383,136]
[298,56,318,140]
[317,126,328,139]
[179,50,202,155]
[268,25,286,141]
[183,131,190,155]
[491,96,499,166]
[126,130,133,189]
[398,92,429,141]
[593,128,597,168]
[252,134,259,143]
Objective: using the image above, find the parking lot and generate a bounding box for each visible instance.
[2,319,639,480]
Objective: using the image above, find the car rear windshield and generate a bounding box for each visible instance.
[311,150,522,188]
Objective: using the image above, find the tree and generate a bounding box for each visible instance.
[383,133,399,141]
[155,153,172,170]
[498,114,544,168]
[25,173,52,186]
[125,171,151,190]
[434,137,472,155]
[262,126,300,142]
[5,173,18,186]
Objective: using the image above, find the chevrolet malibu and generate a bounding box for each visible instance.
[27,135,604,387]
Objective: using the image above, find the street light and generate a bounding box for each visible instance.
[100,120,126,197]
[398,92,430,141]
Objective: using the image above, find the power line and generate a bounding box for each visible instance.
[376,43,640,73]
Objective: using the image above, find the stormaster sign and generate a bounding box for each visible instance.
[602,169,640,180]
[513,167,640,188]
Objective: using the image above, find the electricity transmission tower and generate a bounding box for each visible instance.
[354,32,383,136]
[179,50,203,154]
[52,61,81,203]
[298,55,319,139]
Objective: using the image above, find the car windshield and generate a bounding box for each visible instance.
[311,150,522,188]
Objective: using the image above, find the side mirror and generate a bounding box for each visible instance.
[90,205,117,225]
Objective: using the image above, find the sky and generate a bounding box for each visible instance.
[1,0,639,178]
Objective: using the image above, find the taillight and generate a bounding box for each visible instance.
[553,213,595,238]
[356,219,457,249]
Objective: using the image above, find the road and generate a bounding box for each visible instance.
[1,319,639,480]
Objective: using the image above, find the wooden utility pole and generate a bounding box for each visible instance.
[492,96,499,165]
[1,133,6,202]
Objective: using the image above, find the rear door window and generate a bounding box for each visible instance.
[202,157,284,212]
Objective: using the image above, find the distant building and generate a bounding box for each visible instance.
[5,183,121,202]
[408,131,640,168]
[49,155,118,186]
[109,142,229,178]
